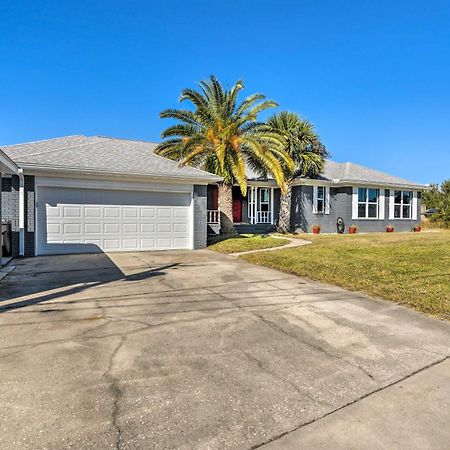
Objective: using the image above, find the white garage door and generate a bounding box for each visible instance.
[36,186,192,255]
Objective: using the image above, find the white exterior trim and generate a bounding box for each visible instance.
[23,165,220,185]
[412,191,418,220]
[18,169,25,256]
[352,187,358,220]
[270,187,274,224]
[325,186,330,215]
[189,191,195,249]
[312,186,318,214]
[35,176,193,194]
[379,189,385,220]
[389,189,395,220]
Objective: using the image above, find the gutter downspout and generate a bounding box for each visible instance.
[18,168,25,256]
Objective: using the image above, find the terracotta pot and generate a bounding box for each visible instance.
[414,226,421,232]
[313,227,320,235]
[349,227,357,234]
[386,226,394,233]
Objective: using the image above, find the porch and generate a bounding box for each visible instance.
[207,185,278,234]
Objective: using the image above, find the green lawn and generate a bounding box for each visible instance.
[208,234,289,254]
[241,231,450,320]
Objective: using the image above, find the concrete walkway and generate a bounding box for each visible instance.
[231,235,311,256]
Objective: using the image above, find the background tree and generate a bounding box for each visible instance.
[262,111,328,233]
[423,180,450,227]
[155,76,293,234]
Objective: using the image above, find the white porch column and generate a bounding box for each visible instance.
[18,168,25,256]
[253,186,258,224]
[270,187,274,224]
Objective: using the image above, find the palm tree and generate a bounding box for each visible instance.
[155,76,293,234]
[263,111,328,233]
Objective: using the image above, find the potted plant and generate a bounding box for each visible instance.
[413,225,421,232]
[386,225,395,233]
[312,225,321,235]
[349,224,357,234]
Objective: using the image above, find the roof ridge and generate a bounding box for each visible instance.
[1,135,86,149]
[94,135,160,145]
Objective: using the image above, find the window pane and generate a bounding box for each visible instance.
[317,199,324,213]
[260,189,269,203]
[403,205,411,218]
[394,205,401,218]
[394,190,402,203]
[317,186,324,199]
[368,204,377,218]
[261,203,269,212]
[358,188,366,202]
[368,189,379,203]
[403,191,412,204]
[358,204,366,218]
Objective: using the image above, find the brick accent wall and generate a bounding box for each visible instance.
[24,175,35,256]
[1,175,35,257]
[193,185,207,249]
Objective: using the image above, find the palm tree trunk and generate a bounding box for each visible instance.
[277,179,293,233]
[218,183,235,235]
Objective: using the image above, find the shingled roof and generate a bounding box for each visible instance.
[2,135,425,188]
[1,135,221,182]
[247,159,425,188]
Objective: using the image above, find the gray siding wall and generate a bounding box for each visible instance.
[1,175,35,257]
[292,185,421,233]
[193,185,207,248]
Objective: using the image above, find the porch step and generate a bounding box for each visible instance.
[234,224,276,235]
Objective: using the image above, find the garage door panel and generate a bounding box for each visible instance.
[37,186,191,255]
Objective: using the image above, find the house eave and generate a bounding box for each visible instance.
[18,163,222,185]
[292,178,426,190]
[0,150,19,174]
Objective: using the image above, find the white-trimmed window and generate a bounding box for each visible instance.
[394,190,412,219]
[358,188,379,218]
[317,186,325,213]
[313,186,330,214]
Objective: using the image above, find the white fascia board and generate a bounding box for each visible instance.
[21,164,221,185]
[294,178,425,191]
[292,179,335,187]
[0,150,19,174]
[246,180,278,187]
[35,176,195,194]
[333,180,426,191]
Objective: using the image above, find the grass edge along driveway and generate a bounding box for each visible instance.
[208,234,289,254]
[240,231,450,321]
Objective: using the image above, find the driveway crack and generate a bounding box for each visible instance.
[103,335,127,450]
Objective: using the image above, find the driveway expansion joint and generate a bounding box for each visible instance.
[251,355,450,449]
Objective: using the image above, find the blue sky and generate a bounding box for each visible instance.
[1,0,449,184]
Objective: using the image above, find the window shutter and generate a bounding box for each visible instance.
[379,189,385,220]
[325,187,330,214]
[412,191,418,220]
[352,187,358,220]
[312,186,318,214]
[389,189,395,220]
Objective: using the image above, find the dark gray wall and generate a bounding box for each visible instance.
[1,175,35,257]
[193,185,207,248]
[292,185,421,233]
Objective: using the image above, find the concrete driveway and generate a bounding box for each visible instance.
[0,250,449,450]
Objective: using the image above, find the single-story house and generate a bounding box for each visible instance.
[207,160,426,235]
[0,135,425,257]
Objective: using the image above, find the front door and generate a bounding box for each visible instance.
[233,197,242,222]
